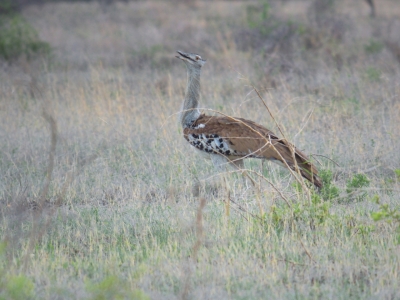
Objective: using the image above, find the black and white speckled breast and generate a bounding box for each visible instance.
[187,133,237,156]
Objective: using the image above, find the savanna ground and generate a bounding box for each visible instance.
[1,0,400,299]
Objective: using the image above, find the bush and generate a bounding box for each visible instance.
[246,1,270,29]
[371,195,400,244]
[319,169,340,200]
[364,39,384,54]
[346,173,370,201]
[0,0,19,15]
[0,14,51,61]
[85,275,150,300]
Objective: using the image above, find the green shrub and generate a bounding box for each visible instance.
[246,0,270,29]
[346,173,370,191]
[346,173,370,201]
[364,39,384,54]
[1,275,35,300]
[364,67,381,82]
[0,0,19,15]
[319,169,340,200]
[371,195,400,244]
[394,169,400,180]
[86,276,149,300]
[270,183,332,233]
[0,15,51,61]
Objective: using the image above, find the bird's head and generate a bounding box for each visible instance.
[175,50,206,69]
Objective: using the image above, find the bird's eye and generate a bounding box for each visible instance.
[195,56,200,60]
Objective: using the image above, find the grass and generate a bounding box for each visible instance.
[1,0,400,299]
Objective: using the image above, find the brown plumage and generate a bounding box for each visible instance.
[184,114,322,188]
[175,50,322,189]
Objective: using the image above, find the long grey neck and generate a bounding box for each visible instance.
[180,66,201,128]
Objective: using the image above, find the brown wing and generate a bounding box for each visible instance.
[184,114,322,188]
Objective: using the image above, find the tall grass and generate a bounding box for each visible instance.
[0,1,399,299]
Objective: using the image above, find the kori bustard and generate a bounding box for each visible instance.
[176,50,322,189]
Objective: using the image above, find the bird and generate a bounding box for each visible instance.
[175,50,322,189]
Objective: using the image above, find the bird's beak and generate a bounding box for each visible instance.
[175,50,183,60]
[176,50,192,61]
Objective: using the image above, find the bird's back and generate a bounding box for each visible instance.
[184,114,322,188]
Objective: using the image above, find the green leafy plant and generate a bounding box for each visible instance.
[364,39,384,54]
[246,1,270,29]
[0,275,35,300]
[319,169,340,200]
[270,182,332,233]
[364,67,381,82]
[0,0,18,15]
[346,173,370,201]
[0,15,51,61]
[371,195,400,244]
[86,275,149,300]
[306,192,331,227]
[394,169,400,180]
[269,204,289,233]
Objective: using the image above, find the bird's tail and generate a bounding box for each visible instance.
[269,142,322,189]
[288,149,322,189]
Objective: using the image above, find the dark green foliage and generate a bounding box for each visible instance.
[364,67,381,82]
[0,0,19,15]
[364,39,384,54]
[269,182,332,233]
[346,173,370,201]
[0,15,51,61]
[292,192,332,230]
[2,276,34,300]
[0,245,35,300]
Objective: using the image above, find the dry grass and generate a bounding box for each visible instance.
[0,0,400,299]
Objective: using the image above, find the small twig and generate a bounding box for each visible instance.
[39,111,57,206]
[223,198,249,221]
[299,238,315,263]
[252,87,311,196]
[360,165,381,174]
[252,86,286,140]
[310,154,341,167]
[293,107,315,140]
[244,169,292,208]
[22,113,98,271]
[198,168,292,208]
[23,112,58,270]
[276,258,306,266]
[228,197,260,221]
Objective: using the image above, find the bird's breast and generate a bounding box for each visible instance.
[185,132,238,157]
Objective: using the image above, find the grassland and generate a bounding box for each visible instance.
[0,0,400,299]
